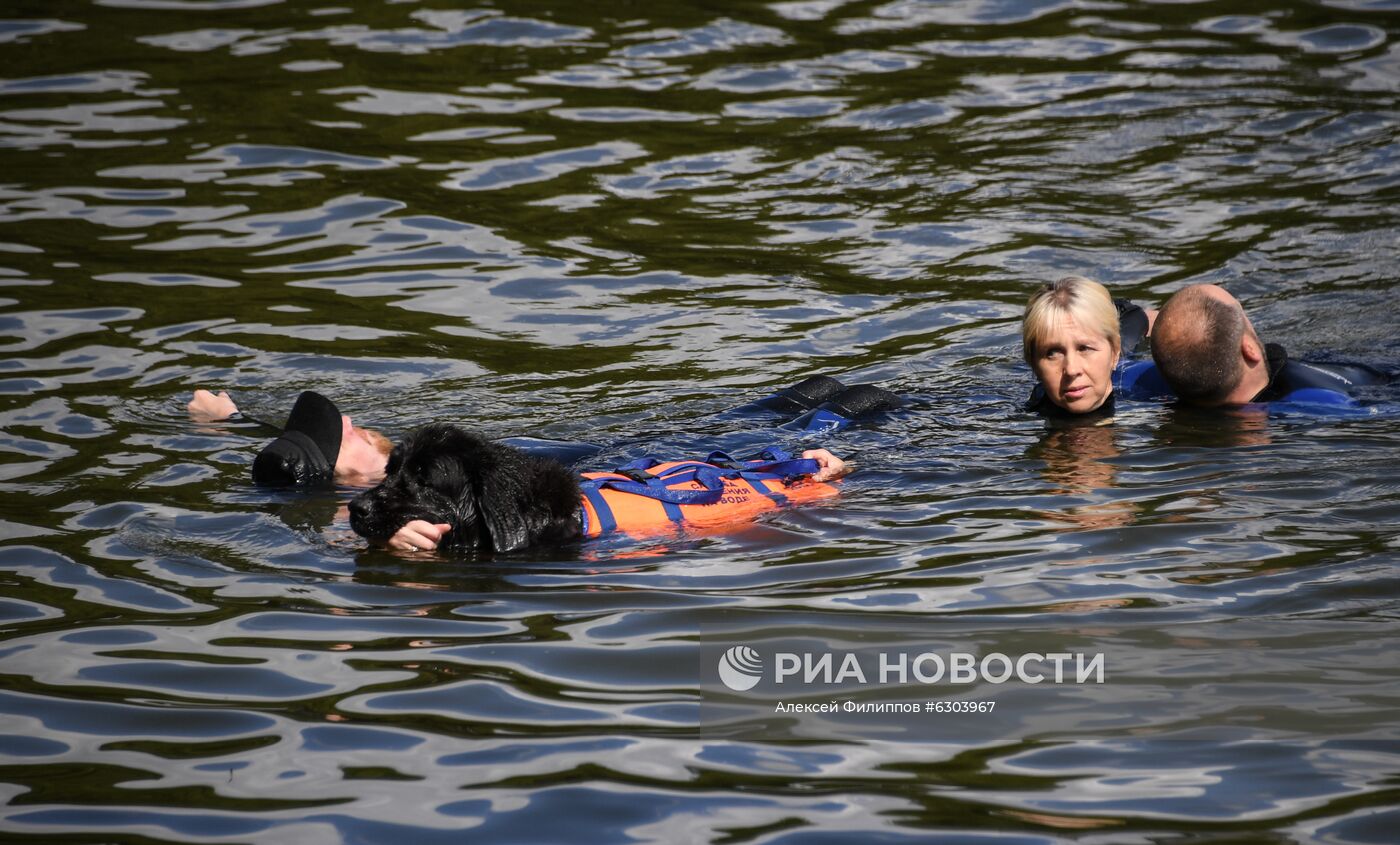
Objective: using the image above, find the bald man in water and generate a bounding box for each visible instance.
[1150,284,1387,406]
[1150,285,1270,405]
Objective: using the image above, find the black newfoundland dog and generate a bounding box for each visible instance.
[348,423,584,553]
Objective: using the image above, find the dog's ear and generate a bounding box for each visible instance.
[439,432,532,553]
[478,486,531,553]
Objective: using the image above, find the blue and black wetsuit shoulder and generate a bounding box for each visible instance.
[1252,343,1390,404]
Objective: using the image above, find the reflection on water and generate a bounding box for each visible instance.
[1029,421,1137,531]
[2,0,1400,841]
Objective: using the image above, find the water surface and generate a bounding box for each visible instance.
[2,0,1399,842]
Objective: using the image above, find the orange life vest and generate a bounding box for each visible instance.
[578,452,839,538]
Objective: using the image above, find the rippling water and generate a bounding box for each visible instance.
[2,0,1399,842]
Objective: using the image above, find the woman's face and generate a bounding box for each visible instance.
[1031,314,1119,413]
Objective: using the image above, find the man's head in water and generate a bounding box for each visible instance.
[1151,284,1269,406]
[247,391,391,486]
[337,415,392,485]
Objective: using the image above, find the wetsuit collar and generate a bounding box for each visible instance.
[1025,383,1116,418]
[1251,343,1290,403]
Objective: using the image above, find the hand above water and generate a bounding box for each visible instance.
[188,389,239,422]
[388,520,452,552]
[802,448,850,482]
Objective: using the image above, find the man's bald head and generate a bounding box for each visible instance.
[1151,284,1255,405]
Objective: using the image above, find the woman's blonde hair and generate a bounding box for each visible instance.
[1022,275,1120,363]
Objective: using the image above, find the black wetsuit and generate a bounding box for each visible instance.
[1115,298,1150,355]
[750,375,903,430]
[1251,343,1390,403]
[1025,386,1117,418]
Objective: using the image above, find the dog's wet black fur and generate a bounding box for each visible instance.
[349,423,584,553]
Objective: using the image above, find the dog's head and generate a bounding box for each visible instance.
[348,423,583,554]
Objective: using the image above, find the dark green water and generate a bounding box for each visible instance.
[2,1,1399,842]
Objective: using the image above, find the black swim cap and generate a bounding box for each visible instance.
[251,391,343,485]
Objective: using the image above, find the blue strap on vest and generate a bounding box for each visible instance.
[742,475,790,507]
[580,486,616,534]
[704,449,819,481]
[577,448,822,531]
[592,466,728,505]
